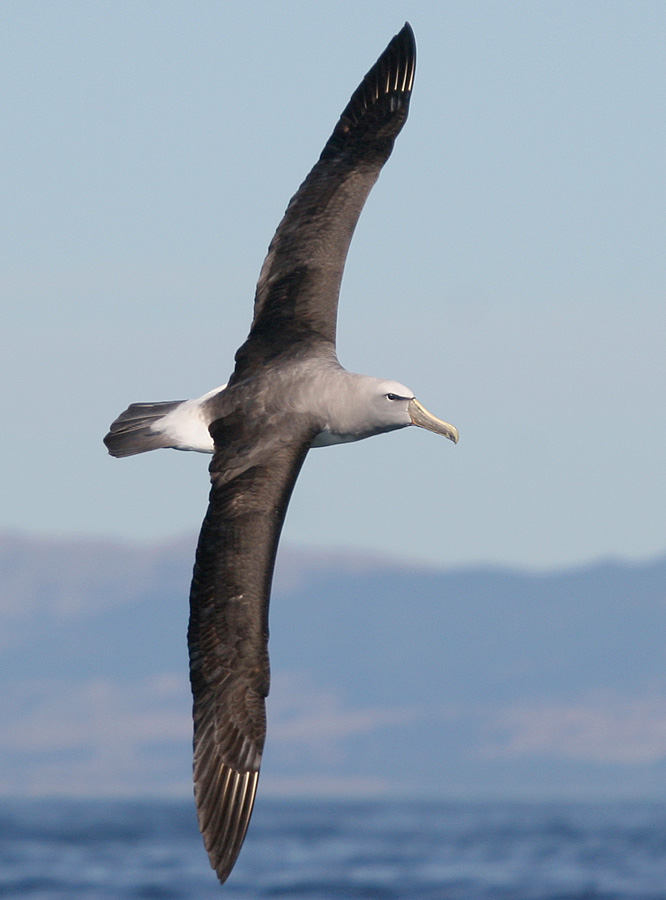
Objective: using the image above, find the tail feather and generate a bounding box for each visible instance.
[104,400,186,458]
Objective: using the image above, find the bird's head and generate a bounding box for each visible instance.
[364,379,459,443]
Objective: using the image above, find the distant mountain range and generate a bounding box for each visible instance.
[1,532,665,799]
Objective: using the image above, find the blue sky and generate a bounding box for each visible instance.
[3,1,666,569]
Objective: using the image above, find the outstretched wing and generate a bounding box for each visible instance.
[231,23,416,380]
[189,25,418,884]
[187,412,317,884]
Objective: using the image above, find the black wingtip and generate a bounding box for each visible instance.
[319,23,417,162]
[399,21,416,50]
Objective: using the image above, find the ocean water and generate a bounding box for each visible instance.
[1,798,666,899]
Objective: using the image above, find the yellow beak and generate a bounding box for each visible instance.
[408,398,459,444]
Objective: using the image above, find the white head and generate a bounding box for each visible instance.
[361,378,418,434]
[364,378,459,441]
[312,374,459,446]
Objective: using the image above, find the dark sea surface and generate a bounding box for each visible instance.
[1,798,666,899]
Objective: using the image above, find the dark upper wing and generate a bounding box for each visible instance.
[231,23,416,381]
[188,411,317,884]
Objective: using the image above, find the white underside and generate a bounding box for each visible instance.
[152,385,225,453]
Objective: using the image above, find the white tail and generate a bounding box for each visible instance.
[104,385,226,457]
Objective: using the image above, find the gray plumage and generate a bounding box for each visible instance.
[105,23,458,886]
[103,400,187,457]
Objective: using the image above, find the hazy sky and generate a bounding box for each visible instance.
[3,1,666,570]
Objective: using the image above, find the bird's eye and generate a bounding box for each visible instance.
[386,393,400,401]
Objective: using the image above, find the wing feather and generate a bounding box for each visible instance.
[188,416,316,883]
[231,23,416,379]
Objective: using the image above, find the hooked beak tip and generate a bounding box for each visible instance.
[408,398,459,444]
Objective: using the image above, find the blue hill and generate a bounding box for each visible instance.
[1,533,664,798]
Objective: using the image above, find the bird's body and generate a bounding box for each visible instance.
[104,23,457,886]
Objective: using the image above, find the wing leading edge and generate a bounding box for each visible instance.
[231,23,416,381]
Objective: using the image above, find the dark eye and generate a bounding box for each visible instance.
[386,393,400,401]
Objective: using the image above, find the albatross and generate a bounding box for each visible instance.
[104,23,458,885]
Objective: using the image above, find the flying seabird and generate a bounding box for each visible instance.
[104,23,458,886]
